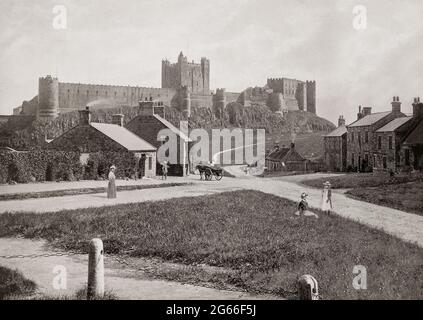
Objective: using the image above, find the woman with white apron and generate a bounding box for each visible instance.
[321,181,332,213]
[107,165,117,199]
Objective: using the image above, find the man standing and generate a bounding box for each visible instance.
[161,161,169,180]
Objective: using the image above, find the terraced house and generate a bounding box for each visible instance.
[346,97,405,172]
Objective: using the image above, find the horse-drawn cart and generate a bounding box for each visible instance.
[196,164,223,181]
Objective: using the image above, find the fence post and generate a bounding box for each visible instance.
[87,238,104,300]
[298,275,319,300]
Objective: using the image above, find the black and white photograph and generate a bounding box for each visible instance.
[0,0,422,310]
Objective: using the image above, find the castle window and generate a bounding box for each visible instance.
[114,92,117,97]
[105,91,108,97]
[87,90,89,96]
[96,91,98,96]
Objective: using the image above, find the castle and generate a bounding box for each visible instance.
[13,52,317,120]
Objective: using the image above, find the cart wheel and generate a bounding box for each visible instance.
[214,172,223,181]
[205,168,213,181]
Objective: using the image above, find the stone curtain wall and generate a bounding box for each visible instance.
[58,83,177,111]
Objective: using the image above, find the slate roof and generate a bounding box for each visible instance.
[266,147,290,161]
[324,125,347,137]
[376,117,412,132]
[348,112,391,127]
[266,147,306,162]
[153,114,191,142]
[90,122,156,152]
[403,120,423,145]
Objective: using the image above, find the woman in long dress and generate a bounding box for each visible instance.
[107,165,117,199]
[321,181,332,212]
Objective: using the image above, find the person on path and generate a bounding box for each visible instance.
[321,181,333,213]
[107,165,117,199]
[161,161,169,180]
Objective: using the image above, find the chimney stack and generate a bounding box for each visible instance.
[357,105,363,120]
[79,106,91,125]
[338,115,346,127]
[412,97,423,119]
[391,96,401,113]
[363,107,372,116]
[112,114,124,126]
[138,101,154,116]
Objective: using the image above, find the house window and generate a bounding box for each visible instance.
[148,157,152,170]
[383,156,387,169]
[365,131,369,143]
[358,132,361,148]
[352,153,355,166]
[388,136,393,150]
[378,136,382,149]
[405,149,410,166]
[365,153,369,165]
[351,132,355,142]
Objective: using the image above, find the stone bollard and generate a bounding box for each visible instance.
[87,238,104,300]
[298,275,319,300]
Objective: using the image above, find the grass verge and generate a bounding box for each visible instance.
[346,181,423,215]
[0,182,190,201]
[0,190,422,299]
[0,266,37,299]
[301,172,423,189]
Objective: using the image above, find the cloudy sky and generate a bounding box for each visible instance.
[0,0,422,124]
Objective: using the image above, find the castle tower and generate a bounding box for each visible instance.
[179,86,191,118]
[201,57,210,95]
[306,80,316,114]
[38,75,59,121]
[213,88,226,119]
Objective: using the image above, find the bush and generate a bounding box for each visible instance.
[84,152,138,180]
[0,150,82,184]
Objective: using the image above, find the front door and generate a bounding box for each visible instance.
[139,154,146,178]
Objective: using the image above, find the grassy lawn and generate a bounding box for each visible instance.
[301,172,423,189]
[0,182,189,201]
[302,172,423,215]
[0,266,37,299]
[346,181,423,215]
[0,190,422,299]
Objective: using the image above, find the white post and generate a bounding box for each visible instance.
[87,238,104,300]
[298,275,319,300]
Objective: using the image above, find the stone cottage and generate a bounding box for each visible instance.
[346,97,405,171]
[125,101,191,176]
[323,116,347,172]
[46,106,157,178]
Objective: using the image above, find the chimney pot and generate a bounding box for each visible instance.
[112,114,124,126]
[391,96,401,113]
[79,106,91,125]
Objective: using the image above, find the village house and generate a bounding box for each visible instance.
[46,106,157,178]
[265,142,314,172]
[400,98,423,171]
[323,115,347,172]
[125,101,191,176]
[346,97,405,171]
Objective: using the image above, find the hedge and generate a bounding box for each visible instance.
[0,150,140,184]
[0,151,82,184]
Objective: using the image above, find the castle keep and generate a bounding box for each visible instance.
[13,52,317,121]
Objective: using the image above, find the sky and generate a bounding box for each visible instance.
[0,0,422,125]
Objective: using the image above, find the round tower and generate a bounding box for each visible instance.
[213,88,226,119]
[179,86,191,118]
[38,75,59,121]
